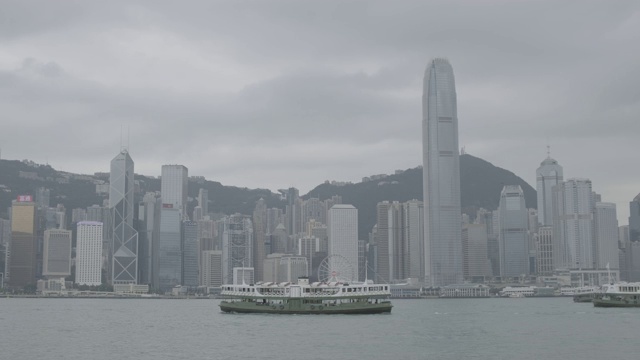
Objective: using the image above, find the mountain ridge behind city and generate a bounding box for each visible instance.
[0,153,536,237]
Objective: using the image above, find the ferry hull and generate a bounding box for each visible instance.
[219,301,392,314]
[593,299,640,308]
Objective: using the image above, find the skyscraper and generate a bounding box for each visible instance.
[422,58,462,286]
[498,185,529,278]
[109,150,138,285]
[42,229,72,278]
[161,165,188,219]
[181,220,199,288]
[594,202,619,270]
[221,214,253,284]
[536,153,564,226]
[327,204,359,282]
[75,221,103,286]
[629,193,640,242]
[198,188,209,218]
[8,197,37,288]
[552,178,594,270]
[252,198,267,282]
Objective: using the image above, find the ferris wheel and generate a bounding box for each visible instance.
[317,254,356,283]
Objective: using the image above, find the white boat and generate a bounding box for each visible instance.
[499,286,535,297]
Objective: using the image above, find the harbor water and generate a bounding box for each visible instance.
[2,297,638,359]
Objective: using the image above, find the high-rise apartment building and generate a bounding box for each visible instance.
[109,150,138,284]
[422,58,462,286]
[161,165,188,219]
[536,154,563,226]
[42,229,72,278]
[8,198,37,288]
[76,221,103,286]
[498,185,529,278]
[328,204,358,282]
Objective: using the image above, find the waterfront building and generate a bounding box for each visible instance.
[263,253,286,283]
[222,214,253,284]
[8,197,37,288]
[422,58,462,286]
[278,255,308,282]
[182,221,199,288]
[498,185,529,278]
[137,192,158,285]
[536,153,563,226]
[328,204,359,282]
[552,178,594,270]
[252,198,267,282]
[630,194,640,242]
[536,226,554,276]
[155,206,181,291]
[404,200,424,280]
[232,267,254,285]
[201,250,223,288]
[594,202,619,270]
[42,229,71,278]
[375,201,393,283]
[161,165,188,219]
[440,284,490,298]
[109,150,139,285]
[75,221,103,286]
[462,224,491,281]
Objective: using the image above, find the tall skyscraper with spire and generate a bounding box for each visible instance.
[536,149,563,226]
[422,58,462,286]
[109,150,138,284]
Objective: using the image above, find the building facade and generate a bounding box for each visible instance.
[498,185,529,278]
[536,155,563,226]
[109,150,138,284]
[8,199,37,287]
[42,229,72,278]
[161,165,188,219]
[328,204,359,282]
[422,58,462,286]
[76,221,103,286]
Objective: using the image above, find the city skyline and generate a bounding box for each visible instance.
[0,1,638,224]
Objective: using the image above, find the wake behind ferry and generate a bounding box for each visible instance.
[219,277,392,314]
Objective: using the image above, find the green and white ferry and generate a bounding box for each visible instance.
[593,282,640,308]
[219,277,392,314]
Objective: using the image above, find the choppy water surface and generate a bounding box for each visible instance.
[2,297,639,360]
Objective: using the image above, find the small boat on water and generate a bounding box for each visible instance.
[219,277,392,314]
[593,282,640,308]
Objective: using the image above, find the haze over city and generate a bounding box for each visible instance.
[1,0,639,223]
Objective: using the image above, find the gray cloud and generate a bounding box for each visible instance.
[0,0,639,221]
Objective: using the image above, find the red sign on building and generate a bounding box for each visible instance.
[17,195,33,202]
[162,203,174,208]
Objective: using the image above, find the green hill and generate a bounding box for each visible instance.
[0,154,536,238]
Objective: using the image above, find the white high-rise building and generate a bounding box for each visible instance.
[328,204,359,282]
[43,229,72,278]
[536,154,563,226]
[161,165,188,218]
[594,202,619,270]
[76,221,103,286]
[422,58,462,286]
[278,256,308,282]
[552,178,594,269]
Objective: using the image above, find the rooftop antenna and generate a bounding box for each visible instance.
[127,125,130,152]
[119,124,124,152]
[546,144,551,158]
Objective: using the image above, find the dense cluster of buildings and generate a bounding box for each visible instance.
[0,58,638,294]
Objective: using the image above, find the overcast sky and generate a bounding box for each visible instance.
[1,0,638,223]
